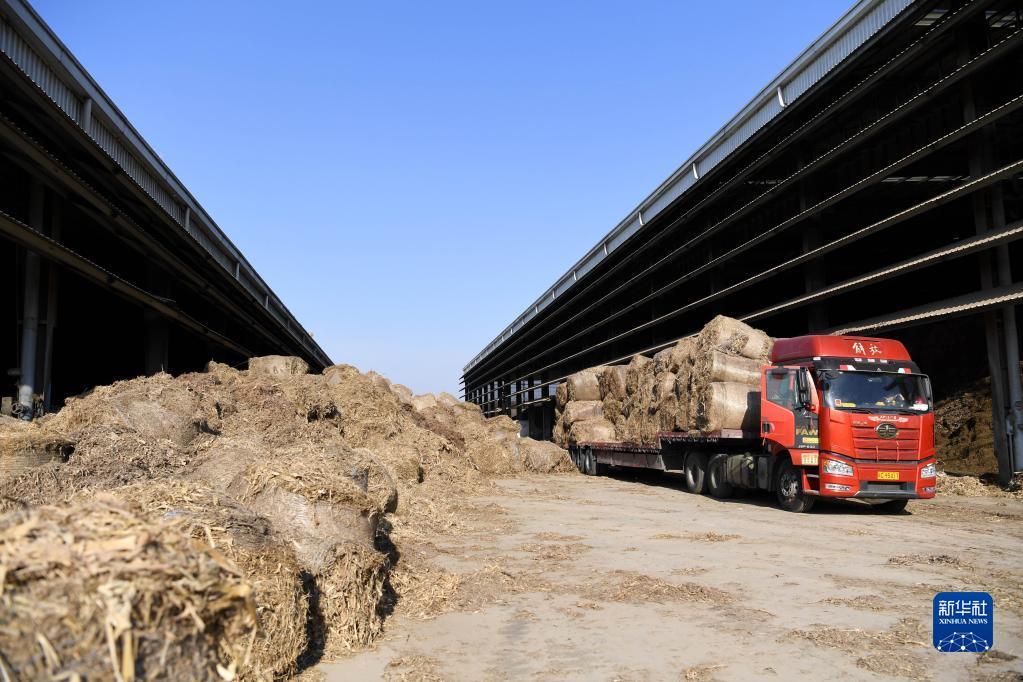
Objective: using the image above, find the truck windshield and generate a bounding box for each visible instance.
[818,370,931,414]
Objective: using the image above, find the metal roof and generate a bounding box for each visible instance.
[0,0,331,367]
[464,0,914,374]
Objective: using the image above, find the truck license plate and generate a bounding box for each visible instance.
[877,471,900,481]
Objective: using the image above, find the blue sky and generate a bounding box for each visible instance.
[35,0,852,395]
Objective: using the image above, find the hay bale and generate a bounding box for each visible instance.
[555,382,568,410]
[696,315,772,360]
[552,416,568,448]
[411,393,439,412]
[222,445,391,651]
[518,439,574,473]
[249,355,310,376]
[562,400,604,426]
[653,372,676,403]
[569,418,617,445]
[696,382,760,432]
[0,498,257,681]
[567,369,602,402]
[652,347,674,375]
[390,383,413,405]
[625,355,654,397]
[226,445,384,571]
[44,373,213,448]
[323,363,361,386]
[601,394,627,437]
[102,480,309,679]
[697,349,762,385]
[0,416,73,479]
[598,365,628,401]
[436,392,460,408]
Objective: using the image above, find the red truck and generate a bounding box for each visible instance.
[569,335,937,512]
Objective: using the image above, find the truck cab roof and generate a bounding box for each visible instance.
[771,335,912,364]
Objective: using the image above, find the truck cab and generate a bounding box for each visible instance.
[761,335,936,512]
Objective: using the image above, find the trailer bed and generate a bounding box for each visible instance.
[572,430,761,472]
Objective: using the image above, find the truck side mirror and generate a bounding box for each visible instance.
[797,368,819,413]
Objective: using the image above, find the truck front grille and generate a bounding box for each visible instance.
[851,425,920,460]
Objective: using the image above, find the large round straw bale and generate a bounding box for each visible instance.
[697,382,761,432]
[323,363,361,386]
[555,382,569,410]
[227,446,383,572]
[625,355,654,397]
[569,418,617,445]
[598,365,628,401]
[249,355,310,376]
[562,400,604,426]
[552,417,568,448]
[653,372,677,403]
[601,394,626,436]
[653,347,675,375]
[696,316,772,360]
[0,416,73,479]
[44,373,213,448]
[0,499,257,681]
[700,349,763,385]
[518,439,574,473]
[567,370,602,402]
[411,393,440,412]
[390,383,414,407]
[437,392,461,408]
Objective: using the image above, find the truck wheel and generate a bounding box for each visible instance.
[573,449,586,474]
[874,499,908,514]
[707,454,733,499]
[684,453,708,495]
[775,460,815,513]
[584,448,597,476]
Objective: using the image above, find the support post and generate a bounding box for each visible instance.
[961,42,1019,481]
[18,179,44,419]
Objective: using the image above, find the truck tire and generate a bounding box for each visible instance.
[774,460,815,513]
[583,448,597,476]
[874,499,908,513]
[707,454,733,499]
[684,453,708,495]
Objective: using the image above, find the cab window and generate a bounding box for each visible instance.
[766,371,798,410]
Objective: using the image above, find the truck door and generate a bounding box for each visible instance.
[761,367,819,450]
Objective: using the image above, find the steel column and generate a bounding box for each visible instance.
[17,178,43,419]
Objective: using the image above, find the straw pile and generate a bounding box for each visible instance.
[0,497,258,681]
[555,316,772,445]
[0,356,573,677]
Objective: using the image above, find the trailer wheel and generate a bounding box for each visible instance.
[684,453,708,495]
[775,460,815,513]
[583,448,597,476]
[874,499,908,514]
[707,454,733,499]
[572,449,585,474]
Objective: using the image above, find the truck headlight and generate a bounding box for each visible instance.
[823,459,854,477]
[920,462,936,479]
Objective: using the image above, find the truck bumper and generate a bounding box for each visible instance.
[815,455,936,500]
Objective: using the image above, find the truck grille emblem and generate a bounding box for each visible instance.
[876,423,898,439]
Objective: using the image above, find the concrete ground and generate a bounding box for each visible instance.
[320,471,1023,681]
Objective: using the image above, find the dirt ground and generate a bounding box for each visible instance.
[319,471,1023,681]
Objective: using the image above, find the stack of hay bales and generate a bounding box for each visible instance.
[553,366,616,446]
[554,316,773,445]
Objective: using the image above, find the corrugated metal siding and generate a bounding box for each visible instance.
[465,0,917,374]
[783,0,912,104]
